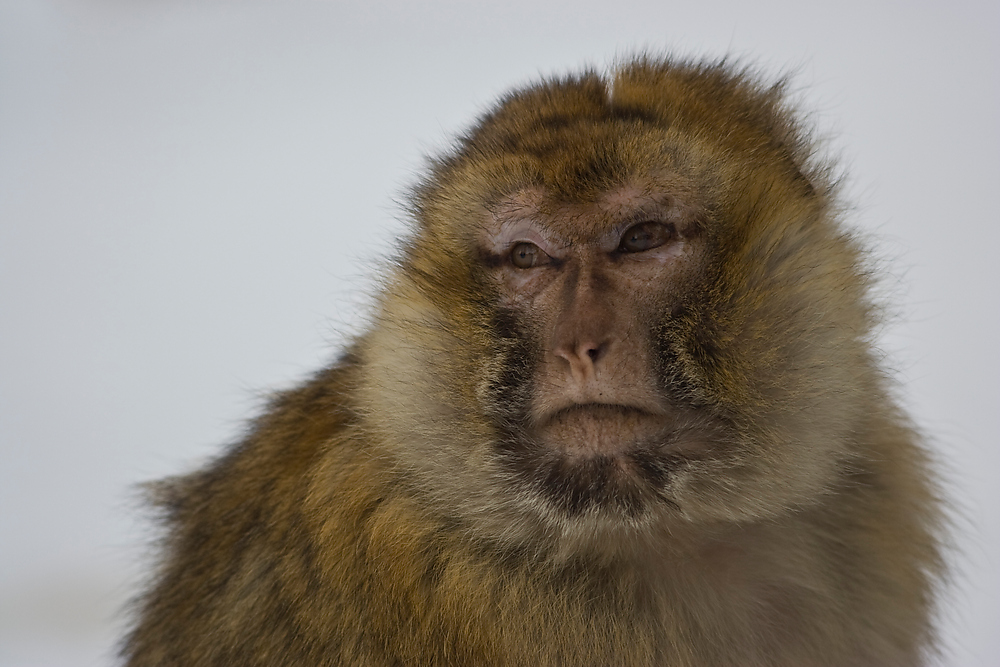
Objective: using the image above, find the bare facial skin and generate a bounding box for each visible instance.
[479,187,710,515]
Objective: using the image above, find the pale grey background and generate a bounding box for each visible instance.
[1,1,997,665]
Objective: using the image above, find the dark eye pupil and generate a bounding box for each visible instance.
[620,222,672,253]
[629,229,652,245]
[510,242,541,268]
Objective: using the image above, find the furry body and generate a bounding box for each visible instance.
[124,58,942,666]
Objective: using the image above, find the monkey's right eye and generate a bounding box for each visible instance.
[509,242,548,269]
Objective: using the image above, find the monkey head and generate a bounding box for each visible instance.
[359,60,877,554]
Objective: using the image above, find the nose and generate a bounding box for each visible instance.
[550,279,614,384]
[553,337,608,382]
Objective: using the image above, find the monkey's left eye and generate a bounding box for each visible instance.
[509,242,549,269]
[618,222,675,253]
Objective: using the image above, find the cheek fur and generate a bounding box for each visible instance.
[476,306,539,425]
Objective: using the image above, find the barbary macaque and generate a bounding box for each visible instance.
[123,57,944,666]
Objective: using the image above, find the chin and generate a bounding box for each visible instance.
[494,409,684,520]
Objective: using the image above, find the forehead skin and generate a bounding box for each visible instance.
[482,183,704,254]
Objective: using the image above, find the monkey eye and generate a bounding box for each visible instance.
[509,242,549,269]
[618,221,675,253]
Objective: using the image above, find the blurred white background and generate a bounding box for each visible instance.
[1,1,997,665]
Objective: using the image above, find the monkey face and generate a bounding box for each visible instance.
[362,64,874,545]
[475,184,722,518]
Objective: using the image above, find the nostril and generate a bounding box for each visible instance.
[552,335,609,373]
[583,341,609,366]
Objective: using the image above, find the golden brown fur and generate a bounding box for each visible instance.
[123,57,943,666]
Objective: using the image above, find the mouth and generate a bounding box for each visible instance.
[496,402,719,517]
[495,403,679,518]
[536,402,669,458]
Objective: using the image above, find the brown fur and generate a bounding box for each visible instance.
[123,57,944,666]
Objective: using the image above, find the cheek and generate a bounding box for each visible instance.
[650,301,712,404]
[475,306,542,421]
